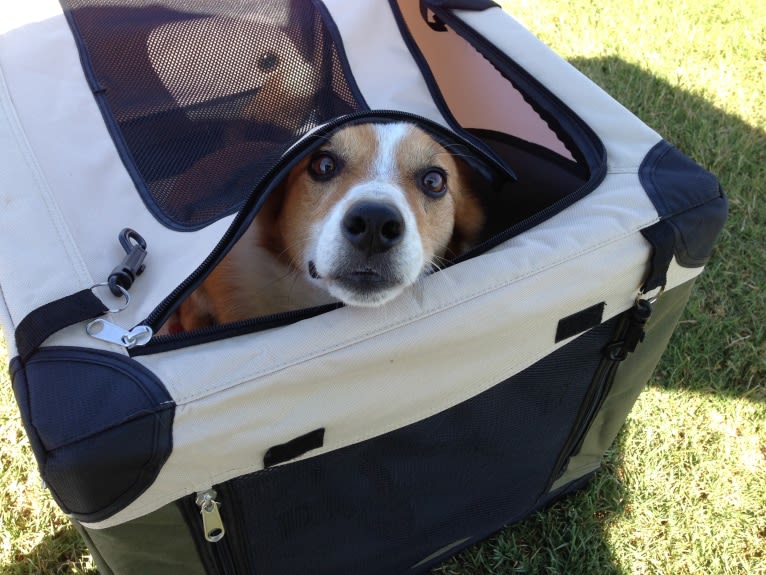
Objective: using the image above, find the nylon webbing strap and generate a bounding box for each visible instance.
[640,221,675,293]
[15,289,108,363]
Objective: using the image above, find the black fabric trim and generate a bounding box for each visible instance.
[638,140,727,270]
[313,1,370,113]
[15,289,108,363]
[11,346,175,522]
[264,428,326,468]
[390,0,464,133]
[639,140,722,219]
[640,221,676,292]
[555,303,605,343]
[388,0,512,172]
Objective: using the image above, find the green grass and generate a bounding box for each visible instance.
[2,0,765,573]
[0,337,97,574]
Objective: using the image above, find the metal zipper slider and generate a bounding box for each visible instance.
[196,489,226,543]
[86,319,153,348]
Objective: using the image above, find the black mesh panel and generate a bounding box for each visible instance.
[219,318,619,575]
[60,0,363,228]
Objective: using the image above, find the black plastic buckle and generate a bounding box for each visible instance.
[108,228,147,296]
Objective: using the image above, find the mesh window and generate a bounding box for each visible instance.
[61,0,364,229]
[220,318,620,575]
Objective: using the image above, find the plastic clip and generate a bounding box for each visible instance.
[419,2,448,31]
[108,228,147,296]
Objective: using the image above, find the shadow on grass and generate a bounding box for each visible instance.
[433,55,764,574]
[5,524,96,575]
[572,57,765,405]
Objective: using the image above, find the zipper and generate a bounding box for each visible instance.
[132,7,608,346]
[134,302,341,356]
[86,318,153,348]
[187,488,240,575]
[548,297,654,486]
[197,489,226,543]
[130,109,516,350]
[422,5,607,260]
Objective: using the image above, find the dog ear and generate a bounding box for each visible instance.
[448,156,489,257]
[252,174,291,256]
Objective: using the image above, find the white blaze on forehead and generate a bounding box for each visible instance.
[371,123,413,180]
[309,122,427,306]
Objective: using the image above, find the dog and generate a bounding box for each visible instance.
[166,121,486,332]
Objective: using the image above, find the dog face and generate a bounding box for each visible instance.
[267,122,485,307]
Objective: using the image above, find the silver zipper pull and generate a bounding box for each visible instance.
[86,319,153,348]
[196,489,226,543]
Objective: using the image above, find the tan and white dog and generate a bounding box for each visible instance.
[169,121,486,332]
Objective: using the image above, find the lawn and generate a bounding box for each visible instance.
[2,0,765,574]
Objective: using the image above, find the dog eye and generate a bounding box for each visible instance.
[309,152,338,179]
[420,169,447,197]
[258,52,280,72]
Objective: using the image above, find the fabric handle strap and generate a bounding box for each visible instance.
[15,289,108,363]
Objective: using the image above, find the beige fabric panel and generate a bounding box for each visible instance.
[456,8,663,169]
[397,1,573,158]
[0,0,235,344]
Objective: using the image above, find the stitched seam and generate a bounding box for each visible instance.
[175,218,659,404]
[0,60,94,308]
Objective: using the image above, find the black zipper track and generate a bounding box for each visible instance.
[136,6,608,350]
[133,109,517,351]
[429,6,605,175]
[425,5,607,260]
[547,301,651,488]
[549,357,621,486]
[180,487,247,575]
[135,302,342,356]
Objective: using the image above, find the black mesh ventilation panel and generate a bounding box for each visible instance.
[60,0,364,229]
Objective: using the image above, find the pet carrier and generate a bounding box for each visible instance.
[0,1,726,573]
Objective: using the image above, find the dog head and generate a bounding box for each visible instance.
[262,121,485,307]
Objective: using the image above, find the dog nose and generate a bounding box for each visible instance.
[342,201,404,254]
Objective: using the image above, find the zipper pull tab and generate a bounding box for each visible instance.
[604,298,654,361]
[196,489,226,543]
[622,298,653,353]
[86,319,153,348]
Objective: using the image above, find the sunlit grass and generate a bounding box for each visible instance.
[0,336,96,574]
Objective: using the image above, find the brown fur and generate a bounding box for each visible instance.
[166,122,484,333]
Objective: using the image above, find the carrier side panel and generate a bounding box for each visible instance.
[639,140,727,278]
[549,278,697,491]
[194,317,623,575]
[0,0,231,335]
[101,214,658,528]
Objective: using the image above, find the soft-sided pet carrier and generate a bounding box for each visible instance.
[1,1,726,573]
